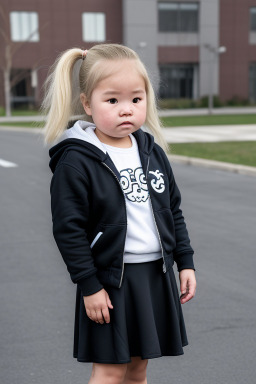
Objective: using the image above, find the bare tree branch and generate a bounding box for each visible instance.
[0,26,10,44]
[10,69,30,88]
[0,5,10,30]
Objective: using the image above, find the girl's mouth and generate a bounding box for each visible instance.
[119,121,133,126]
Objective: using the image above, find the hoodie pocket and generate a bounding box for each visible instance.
[90,232,103,249]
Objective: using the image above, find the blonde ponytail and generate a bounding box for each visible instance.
[42,48,84,143]
[145,81,168,152]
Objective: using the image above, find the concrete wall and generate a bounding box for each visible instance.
[122,0,159,90]
[158,32,199,46]
[199,0,220,98]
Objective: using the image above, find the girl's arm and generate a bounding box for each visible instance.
[50,161,104,297]
[157,146,195,277]
[51,161,115,322]
[167,163,195,272]
[162,153,197,302]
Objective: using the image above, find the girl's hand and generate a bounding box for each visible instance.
[179,269,196,304]
[83,288,113,324]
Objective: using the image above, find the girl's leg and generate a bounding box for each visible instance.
[123,356,148,384]
[88,362,127,384]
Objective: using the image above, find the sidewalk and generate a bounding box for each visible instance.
[163,124,256,143]
[2,123,255,143]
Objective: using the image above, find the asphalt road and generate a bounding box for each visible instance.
[0,130,256,384]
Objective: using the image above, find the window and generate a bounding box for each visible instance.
[250,8,256,31]
[159,64,198,99]
[10,12,39,42]
[158,2,199,32]
[82,13,106,42]
[10,69,35,108]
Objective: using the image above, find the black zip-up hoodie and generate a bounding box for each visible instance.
[49,123,195,297]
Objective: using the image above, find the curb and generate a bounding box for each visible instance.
[167,154,256,176]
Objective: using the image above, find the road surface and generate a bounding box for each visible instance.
[0,130,255,384]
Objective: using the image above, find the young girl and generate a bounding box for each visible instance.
[43,43,196,384]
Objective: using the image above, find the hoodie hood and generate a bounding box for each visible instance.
[60,120,108,153]
[49,120,155,173]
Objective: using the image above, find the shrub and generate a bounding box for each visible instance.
[197,96,223,108]
[226,96,251,106]
[158,98,200,109]
[157,95,256,109]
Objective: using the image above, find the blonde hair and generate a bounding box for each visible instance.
[42,43,167,150]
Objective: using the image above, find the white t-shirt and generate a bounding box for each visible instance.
[102,135,162,263]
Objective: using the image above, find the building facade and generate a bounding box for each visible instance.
[0,0,256,108]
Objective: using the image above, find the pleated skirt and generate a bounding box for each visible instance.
[73,258,188,364]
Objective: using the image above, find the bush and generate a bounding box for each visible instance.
[199,95,223,108]
[226,96,251,106]
[158,98,200,109]
[158,96,223,109]
[158,95,255,109]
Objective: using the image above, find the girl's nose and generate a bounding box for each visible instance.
[119,104,133,116]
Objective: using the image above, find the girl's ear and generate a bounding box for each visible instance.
[80,93,92,116]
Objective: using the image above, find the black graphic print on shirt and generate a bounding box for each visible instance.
[119,167,165,203]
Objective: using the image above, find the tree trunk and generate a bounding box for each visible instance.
[4,68,11,117]
[4,45,12,117]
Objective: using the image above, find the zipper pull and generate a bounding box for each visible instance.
[146,157,150,178]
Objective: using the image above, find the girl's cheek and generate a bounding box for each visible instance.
[104,111,115,120]
[100,115,113,128]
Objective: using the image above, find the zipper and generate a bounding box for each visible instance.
[90,232,103,249]
[102,162,127,288]
[146,158,167,273]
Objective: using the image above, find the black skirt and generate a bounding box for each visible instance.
[73,258,188,364]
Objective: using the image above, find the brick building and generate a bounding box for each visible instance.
[0,0,256,109]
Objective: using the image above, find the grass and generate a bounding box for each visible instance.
[169,141,256,167]
[0,122,44,128]
[0,109,40,117]
[161,114,256,127]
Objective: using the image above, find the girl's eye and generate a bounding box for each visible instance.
[133,97,141,103]
[108,98,118,104]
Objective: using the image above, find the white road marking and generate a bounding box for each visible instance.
[0,158,18,168]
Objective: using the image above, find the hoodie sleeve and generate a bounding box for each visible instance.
[159,148,195,272]
[50,161,104,296]
[168,167,195,271]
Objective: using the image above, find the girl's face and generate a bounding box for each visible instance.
[81,60,147,147]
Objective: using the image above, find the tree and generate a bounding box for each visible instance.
[0,5,46,116]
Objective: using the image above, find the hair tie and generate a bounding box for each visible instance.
[82,50,88,60]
